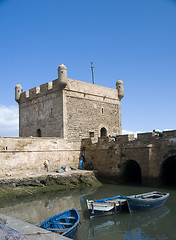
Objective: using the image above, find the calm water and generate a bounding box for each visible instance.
[0,184,175,240]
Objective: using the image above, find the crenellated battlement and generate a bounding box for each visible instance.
[82,130,176,147]
[99,130,176,146]
[115,130,176,145]
[15,63,124,139]
[17,80,59,103]
[115,134,135,143]
[15,63,124,105]
[16,78,121,104]
[162,130,176,137]
[39,82,52,92]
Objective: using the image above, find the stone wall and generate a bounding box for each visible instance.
[65,94,120,141]
[19,84,64,138]
[17,76,122,141]
[82,130,176,186]
[0,137,81,177]
[1,130,176,186]
[64,79,121,141]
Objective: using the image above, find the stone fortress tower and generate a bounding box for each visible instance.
[15,63,124,141]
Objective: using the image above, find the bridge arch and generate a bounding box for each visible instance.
[120,160,142,184]
[160,155,176,185]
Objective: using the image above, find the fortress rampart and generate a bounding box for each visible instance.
[82,130,176,186]
[1,130,176,186]
[0,137,81,178]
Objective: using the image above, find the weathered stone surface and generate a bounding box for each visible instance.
[0,217,27,239]
[82,130,176,186]
[0,214,68,240]
[16,65,123,141]
[0,171,101,198]
[0,138,81,177]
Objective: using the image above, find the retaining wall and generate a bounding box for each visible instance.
[0,137,81,177]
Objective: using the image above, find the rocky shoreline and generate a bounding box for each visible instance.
[0,170,102,200]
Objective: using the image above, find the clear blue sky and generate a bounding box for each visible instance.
[0,0,176,136]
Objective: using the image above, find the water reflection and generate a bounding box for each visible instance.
[0,184,174,240]
[125,228,168,240]
[127,206,169,230]
[87,206,169,240]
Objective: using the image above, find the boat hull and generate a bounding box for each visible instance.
[38,208,80,239]
[87,195,127,218]
[126,192,169,213]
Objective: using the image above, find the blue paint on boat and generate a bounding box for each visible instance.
[126,191,169,213]
[38,208,80,239]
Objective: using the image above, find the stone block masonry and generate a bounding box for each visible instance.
[82,130,176,186]
[0,137,81,178]
[15,63,124,141]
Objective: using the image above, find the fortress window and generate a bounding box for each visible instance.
[89,132,94,138]
[102,107,104,114]
[50,108,53,115]
[100,127,107,137]
[37,129,41,137]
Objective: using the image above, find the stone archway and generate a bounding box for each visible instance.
[100,127,107,137]
[120,160,142,184]
[160,155,176,185]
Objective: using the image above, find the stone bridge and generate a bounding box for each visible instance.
[82,130,176,186]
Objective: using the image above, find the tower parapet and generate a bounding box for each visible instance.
[116,78,124,100]
[16,81,58,103]
[58,63,67,88]
[15,83,22,103]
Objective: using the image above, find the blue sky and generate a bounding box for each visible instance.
[0,0,176,136]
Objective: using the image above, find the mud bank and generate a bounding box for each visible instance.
[0,170,102,200]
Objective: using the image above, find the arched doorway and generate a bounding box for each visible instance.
[120,160,142,184]
[37,129,41,137]
[160,155,176,185]
[100,127,107,137]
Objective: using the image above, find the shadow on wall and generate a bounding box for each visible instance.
[160,155,176,186]
[120,160,142,185]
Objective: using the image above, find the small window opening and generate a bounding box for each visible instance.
[50,108,53,115]
[5,146,8,150]
[37,129,41,137]
[102,108,104,114]
[89,132,94,138]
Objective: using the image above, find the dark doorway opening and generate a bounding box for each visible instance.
[100,127,107,137]
[120,160,142,184]
[160,156,176,185]
[37,129,41,137]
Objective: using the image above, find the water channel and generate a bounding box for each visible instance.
[0,184,175,240]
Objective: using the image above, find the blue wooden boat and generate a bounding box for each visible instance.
[38,208,80,239]
[126,191,169,213]
[87,195,127,218]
